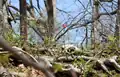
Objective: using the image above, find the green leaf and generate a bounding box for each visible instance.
[29,20,36,27]
[53,63,63,72]
[0,54,10,64]
[108,35,116,42]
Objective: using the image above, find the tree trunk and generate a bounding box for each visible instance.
[19,0,27,43]
[86,26,88,48]
[91,0,99,49]
[0,0,4,36]
[44,0,56,46]
[114,0,120,47]
[44,0,56,39]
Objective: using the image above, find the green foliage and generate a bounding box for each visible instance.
[73,58,97,77]
[73,58,85,72]
[28,37,36,46]
[4,30,22,46]
[52,63,63,72]
[0,54,10,66]
[73,51,89,56]
[44,36,49,45]
[29,20,36,27]
[107,35,119,55]
[4,30,15,42]
[73,58,86,66]
[44,36,55,47]
[108,35,116,42]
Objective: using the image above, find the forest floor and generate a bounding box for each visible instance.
[0,44,120,77]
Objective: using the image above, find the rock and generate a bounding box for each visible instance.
[61,44,79,52]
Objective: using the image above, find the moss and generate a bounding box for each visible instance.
[0,54,11,66]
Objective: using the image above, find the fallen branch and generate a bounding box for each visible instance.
[12,46,39,63]
[96,56,120,75]
[57,55,120,75]
[53,63,81,77]
[0,36,54,77]
[104,56,120,72]
[0,51,9,54]
[10,72,26,77]
[56,55,97,62]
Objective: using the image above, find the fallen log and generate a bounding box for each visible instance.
[0,36,55,77]
[56,55,120,75]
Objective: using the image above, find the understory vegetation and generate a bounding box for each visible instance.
[0,0,120,77]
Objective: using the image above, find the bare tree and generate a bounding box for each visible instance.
[91,0,100,49]
[44,0,56,41]
[0,0,4,36]
[114,0,120,47]
[19,0,28,43]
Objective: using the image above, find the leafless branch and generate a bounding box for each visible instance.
[8,4,19,12]
[55,9,117,41]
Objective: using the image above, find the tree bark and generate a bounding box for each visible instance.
[0,0,4,36]
[44,0,56,39]
[91,0,100,49]
[19,0,28,43]
[114,0,120,47]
